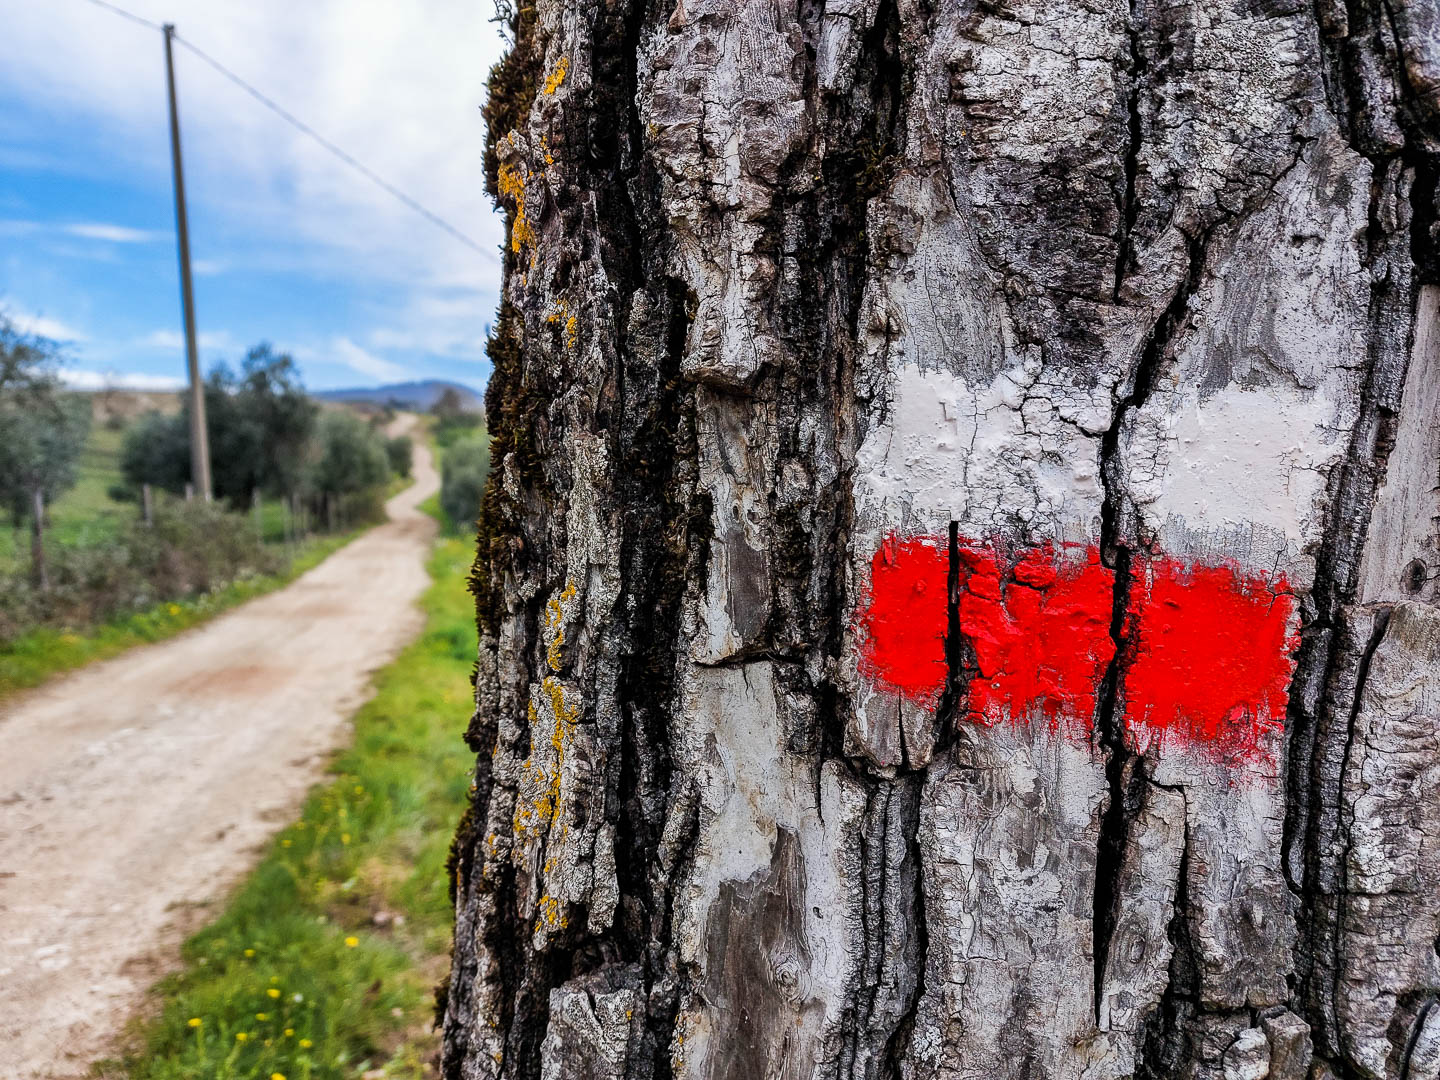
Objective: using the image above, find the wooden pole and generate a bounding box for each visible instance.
[163,24,212,502]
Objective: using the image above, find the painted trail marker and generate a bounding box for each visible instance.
[858,535,1298,761]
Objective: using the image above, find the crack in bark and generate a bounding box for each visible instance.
[1135,818,1198,1079]
[1091,226,1210,1015]
[1325,606,1394,1067]
[1112,0,1145,301]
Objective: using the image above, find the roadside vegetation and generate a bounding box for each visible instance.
[0,528,358,700]
[106,504,478,1080]
[0,319,413,679]
[430,386,489,535]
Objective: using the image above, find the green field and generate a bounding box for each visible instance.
[0,422,132,571]
[105,516,477,1080]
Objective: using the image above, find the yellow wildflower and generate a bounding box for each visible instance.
[187,1017,202,1028]
[267,988,281,999]
[235,1032,248,1042]
[344,935,359,948]
[244,948,256,958]
[284,1028,294,1037]
[299,1038,313,1048]
[272,1074,287,1080]
[168,604,181,616]
[256,1012,269,1021]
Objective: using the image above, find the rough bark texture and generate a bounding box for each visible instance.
[442,1,1440,1078]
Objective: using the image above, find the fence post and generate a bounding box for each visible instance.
[30,487,48,591]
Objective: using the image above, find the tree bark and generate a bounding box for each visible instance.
[443,3,1440,1079]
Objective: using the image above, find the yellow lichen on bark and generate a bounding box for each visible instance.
[542,56,569,95]
[497,160,536,255]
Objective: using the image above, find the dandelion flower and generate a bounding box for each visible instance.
[256,1012,269,1021]
[244,948,256,958]
[284,1028,294,1037]
[187,1018,202,1028]
[299,1038,313,1048]
[235,1032,248,1042]
[272,1074,287,1080]
[267,988,281,999]
[168,604,181,616]
[344,935,359,947]
[282,839,292,848]
[341,833,351,844]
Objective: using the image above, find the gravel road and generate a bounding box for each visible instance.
[0,430,440,1077]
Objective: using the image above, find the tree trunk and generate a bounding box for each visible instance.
[443,3,1440,1079]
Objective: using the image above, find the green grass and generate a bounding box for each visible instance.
[0,530,363,702]
[431,417,485,451]
[103,535,476,1080]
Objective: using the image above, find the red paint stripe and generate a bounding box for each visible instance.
[857,535,1297,759]
[857,535,950,705]
[1123,559,1297,758]
[954,541,1115,732]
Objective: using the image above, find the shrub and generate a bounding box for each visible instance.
[440,437,490,534]
[0,499,284,644]
[311,411,390,496]
[385,435,414,479]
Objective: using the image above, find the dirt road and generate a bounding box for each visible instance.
[0,433,440,1078]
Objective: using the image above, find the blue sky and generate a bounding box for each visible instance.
[0,0,507,392]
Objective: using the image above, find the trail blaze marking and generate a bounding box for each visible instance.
[858,536,1297,759]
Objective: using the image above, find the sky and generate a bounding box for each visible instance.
[0,0,507,393]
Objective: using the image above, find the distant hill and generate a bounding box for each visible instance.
[313,380,483,412]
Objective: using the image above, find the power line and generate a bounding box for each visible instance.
[76,0,497,263]
[78,0,162,31]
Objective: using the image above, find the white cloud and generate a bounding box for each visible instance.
[332,337,409,383]
[191,258,228,276]
[138,329,236,352]
[63,223,159,244]
[8,309,87,342]
[62,369,185,391]
[0,219,160,244]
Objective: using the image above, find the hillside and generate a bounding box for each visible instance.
[313,379,482,411]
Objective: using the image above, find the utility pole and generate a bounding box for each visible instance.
[163,23,212,502]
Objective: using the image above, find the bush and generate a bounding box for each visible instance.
[311,411,390,496]
[440,437,490,534]
[0,499,285,643]
[385,435,413,479]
